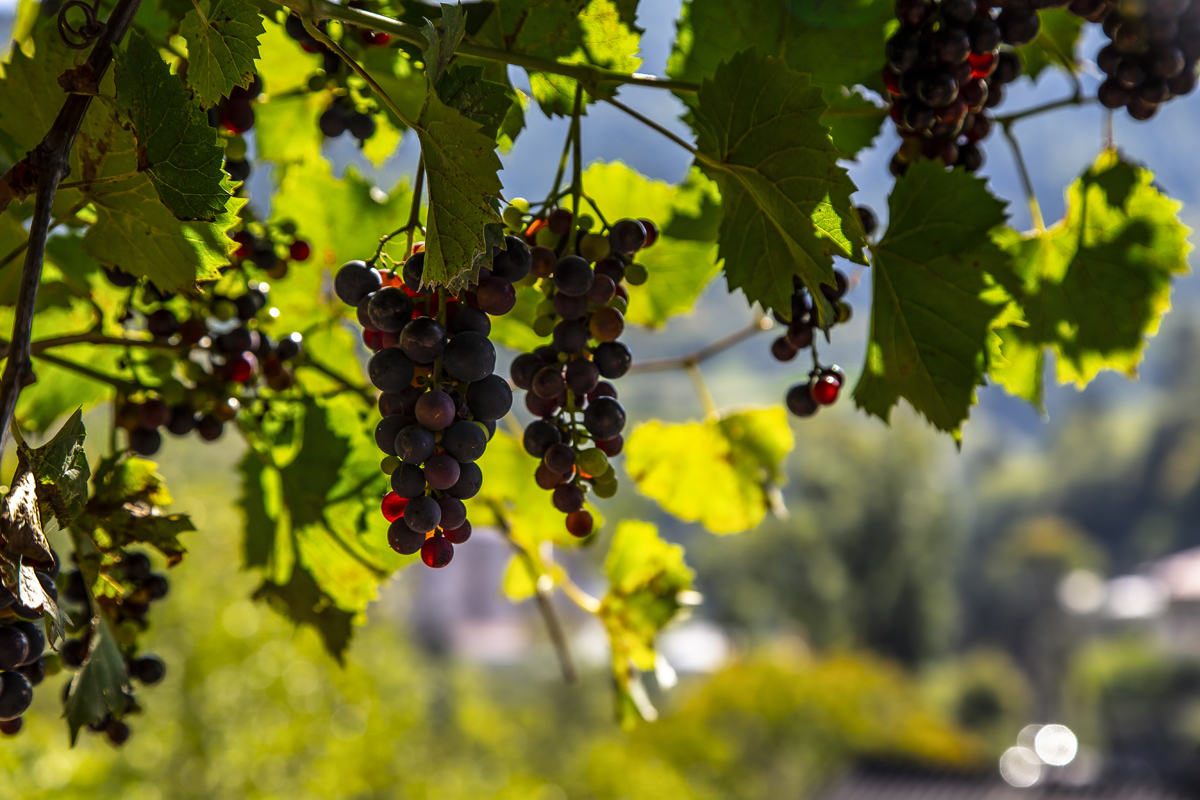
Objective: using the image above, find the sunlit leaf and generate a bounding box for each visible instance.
[64,614,130,744]
[179,0,264,107]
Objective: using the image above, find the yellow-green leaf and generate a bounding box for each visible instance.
[179,0,264,108]
[625,407,792,534]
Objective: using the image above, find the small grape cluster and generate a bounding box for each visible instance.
[884,0,1034,176]
[207,74,263,185]
[57,552,168,746]
[282,14,387,147]
[505,205,652,538]
[0,552,59,738]
[1085,0,1200,119]
[337,239,525,569]
[106,269,303,455]
[231,217,312,281]
[772,205,868,419]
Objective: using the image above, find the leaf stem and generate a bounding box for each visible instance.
[371,158,425,267]
[993,93,1095,126]
[301,17,419,131]
[627,314,773,374]
[276,0,699,94]
[1001,123,1045,232]
[58,171,140,191]
[32,351,140,393]
[685,361,719,422]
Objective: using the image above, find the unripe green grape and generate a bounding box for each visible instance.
[535,227,558,247]
[592,478,618,498]
[837,302,853,324]
[212,298,238,321]
[149,354,175,374]
[607,296,628,314]
[380,455,400,475]
[624,262,648,286]
[278,220,298,236]
[579,233,611,263]
[225,134,248,161]
[536,297,555,317]
[576,214,594,232]
[509,197,530,213]
[577,447,608,476]
[307,72,327,92]
[533,315,556,337]
[184,361,208,383]
[160,379,187,406]
[502,205,524,231]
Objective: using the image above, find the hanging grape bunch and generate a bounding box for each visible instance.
[0,550,60,738]
[282,13,387,147]
[337,238,524,569]
[207,74,262,185]
[1084,0,1200,119]
[884,0,1038,176]
[505,203,653,539]
[775,207,872,419]
[106,223,306,456]
[53,552,169,746]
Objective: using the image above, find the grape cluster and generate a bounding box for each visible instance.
[56,551,169,746]
[106,268,303,455]
[207,74,263,185]
[504,204,653,538]
[884,0,1036,176]
[1085,0,1200,119]
[772,207,868,419]
[282,13,387,148]
[0,551,59,738]
[337,240,526,569]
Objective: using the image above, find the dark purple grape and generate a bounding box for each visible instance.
[552,483,584,514]
[347,112,376,140]
[787,384,819,417]
[415,390,457,431]
[465,374,513,422]
[583,397,626,440]
[523,420,561,458]
[396,425,436,465]
[532,365,566,399]
[476,276,517,315]
[593,342,632,379]
[320,107,347,137]
[436,497,467,532]
[368,348,416,393]
[544,443,575,474]
[399,317,448,364]
[404,496,442,533]
[445,461,483,499]
[131,655,165,685]
[565,359,600,396]
[886,27,922,72]
[129,427,162,456]
[0,672,31,721]
[968,17,1002,53]
[375,414,414,456]
[933,26,971,65]
[491,236,531,282]
[442,420,488,463]
[608,219,647,254]
[993,51,1023,84]
[0,627,28,671]
[449,306,491,336]
[998,5,1040,45]
[442,331,496,383]
[367,286,414,332]
[388,519,425,555]
[391,463,426,498]
[403,251,425,292]
[552,256,594,297]
[553,292,588,321]
[553,321,589,354]
[334,261,381,306]
[423,454,461,491]
[510,353,543,390]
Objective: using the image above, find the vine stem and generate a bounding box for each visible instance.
[685,362,720,422]
[57,171,140,191]
[569,85,584,228]
[275,0,699,94]
[33,351,140,393]
[301,17,419,130]
[627,314,773,374]
[1001,124,1045,232]
[372,158,425,267]
[0,0,143,461]
[0,332,177,361]
[993,93,1095,126]
[597,94,703,159]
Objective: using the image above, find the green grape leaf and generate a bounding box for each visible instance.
[853,160,1010,437]
[988,149,1191,407]
[581,161,721,326]
[24,409,90,528]
[113,31,231,221]
[179,0,264,108]
[0,22,81,164]
[254,91,325,165]
[1019,8,1083,81]
[415,93,504,291]
[436,65,514,141]
[662,166,722,242]
[422,2,466,86]
[466,430,604,554]
[256,15,316,94]
[78,454,191,565]
[692,49,864,326]
[64,614,130,744]
[239,397,398,659]
[82,173,244,290]
[599,520,694,727]
[625,407,793,534]
[482,0,641,116]
[668,0,893,157]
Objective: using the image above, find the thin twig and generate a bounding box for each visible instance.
[597,94,701,157]
[33,351,139,393]
[301,17,419,130]
[993,94,1094,125]
[686,362,719,422]
[1001,124,1045,232]
[296,354,374,405]
[276,0,699,94]
[58,171,140,191]
[627,315,773,374]
[0,0,143,460]
[0,332,179,361]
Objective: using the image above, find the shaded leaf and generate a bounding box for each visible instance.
[24,408,90,527]
[853,160,1009,437]
[179,0,264,107]
[693,49,864,326]
[988,150,1191,407]
[1019,8,1083,82]
[78,455,191,565]
[625,408,793,534]
[416,93,504,291]
[422,2,466,86]
[114,31,231,221]
[436,65,514,141]
[64,614,129,744]
[254,565,354,663]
